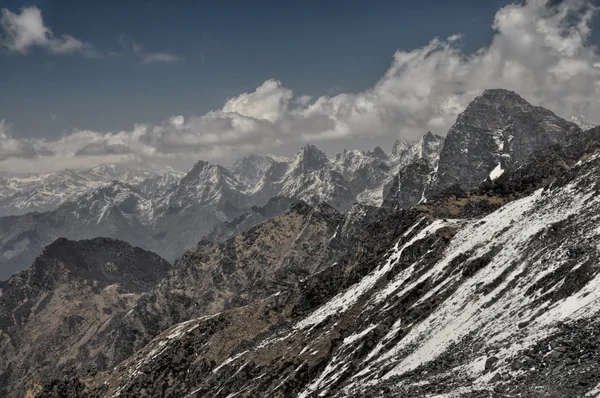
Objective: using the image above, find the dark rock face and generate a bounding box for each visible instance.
[0,238,171,398]
[383,159,433,210]
[435,89,580,191]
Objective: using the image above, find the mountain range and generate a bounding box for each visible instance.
[0,89,599,397]
[0,129,444,281]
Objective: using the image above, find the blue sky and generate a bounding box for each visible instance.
[0,0,599,174]
[1,0,514,138]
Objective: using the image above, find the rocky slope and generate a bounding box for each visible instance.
[23,199,345,394]
[0,238,172,398]
[386,89,583,211]
[40,124,600,398]
[205,196,297,243]
[5,91,594,398]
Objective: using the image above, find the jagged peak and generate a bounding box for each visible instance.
[289,144,329,173]
[367,146,388,160]
[390,140,411,157]
[421,131,442,142]
[182,160,235,185]
[298,143,326,156]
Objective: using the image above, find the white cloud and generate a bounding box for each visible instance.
[222,79,293,123]
[0,6,97,56]
[1,0,599,175]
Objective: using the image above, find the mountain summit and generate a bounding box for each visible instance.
[435,89,581,191]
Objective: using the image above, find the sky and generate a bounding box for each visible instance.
[0,0,599,175]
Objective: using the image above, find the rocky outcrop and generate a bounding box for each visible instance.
[434,89,580,192]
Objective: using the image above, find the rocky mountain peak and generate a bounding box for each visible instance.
[419,132,445,166]
[180,160,211,182]
[0,238,171,397]
[367,146,388,160]
[178,161,242,193]
[476,88,531,105]
[435,88,581,191]
[291,144,329,174]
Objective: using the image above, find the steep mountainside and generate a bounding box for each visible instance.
[149,161,250,259]
[28,201,345,390]
[229,154,289,186]
[0,238,171,398]
[46,126,600,398]
[387,89,583,211]
[383,158,434,210]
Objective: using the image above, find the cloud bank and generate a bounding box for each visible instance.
[1,0,599,175]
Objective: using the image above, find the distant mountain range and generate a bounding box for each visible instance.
[0,131,444,280]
